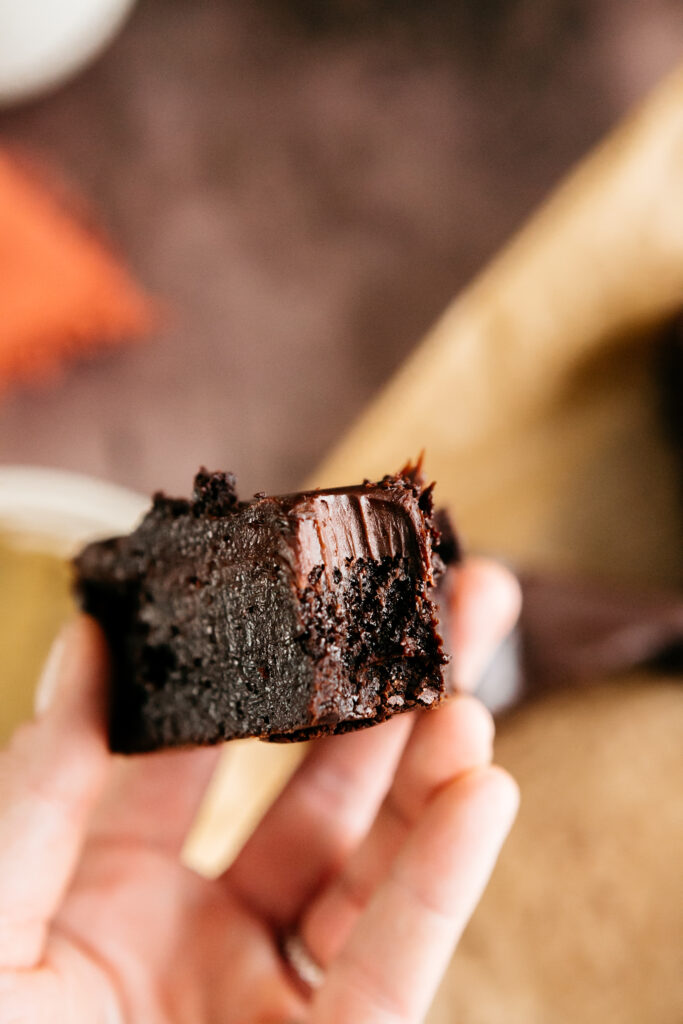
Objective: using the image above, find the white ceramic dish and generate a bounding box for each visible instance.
[0,465,148,553]
[0,0,137,107]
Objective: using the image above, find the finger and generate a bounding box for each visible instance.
[0,616,111,969]
[88,744,222,856]
[301,695,493,965]
[228,712,415,927]
[79,561,513,861]
[449,558,522,691]
[0,932,124,1024]
[228,555,515,927]
[312,766,519,1024]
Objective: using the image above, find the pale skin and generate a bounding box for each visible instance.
[0,557,520,1024]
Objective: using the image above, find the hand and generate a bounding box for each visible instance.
[0,557,520,1024]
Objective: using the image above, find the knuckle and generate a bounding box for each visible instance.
[0,970,40,1023]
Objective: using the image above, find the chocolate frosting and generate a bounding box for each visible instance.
[291,487,430,585]
[264,460,450,590]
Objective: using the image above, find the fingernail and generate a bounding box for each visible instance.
[34,623,70,715]
[454,636,506,693]
[451,561,522,692]
[488,766,521,832]
[451,601,508,691]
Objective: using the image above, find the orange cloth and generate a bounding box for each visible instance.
[0,152,154,389]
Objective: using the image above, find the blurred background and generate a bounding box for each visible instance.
[1,6,682,1022]
[0,0,681,498]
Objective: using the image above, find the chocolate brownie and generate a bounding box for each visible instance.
[74,463,458,753]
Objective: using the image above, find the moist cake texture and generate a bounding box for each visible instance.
[74,463,458,753]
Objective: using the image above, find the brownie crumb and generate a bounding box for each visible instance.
[74,463,459,753]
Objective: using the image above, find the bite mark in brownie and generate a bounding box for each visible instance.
[74,462,459,753]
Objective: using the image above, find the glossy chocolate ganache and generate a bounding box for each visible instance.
[75,464,458,753]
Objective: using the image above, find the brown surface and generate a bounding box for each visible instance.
[429,677,683,1024]
[0,0,680,496]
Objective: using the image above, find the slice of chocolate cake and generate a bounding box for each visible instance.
[74,463,458,753]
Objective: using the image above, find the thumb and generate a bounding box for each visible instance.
[0,616,111,969]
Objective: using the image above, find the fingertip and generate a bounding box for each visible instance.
[466,763,520,834]
[457,557,522,630]
[315,762,521,1022]
[34,615,109,720]
[393,696,495,823]
[410,765,519,897]
[70,614,109,665]
[450,693,496,749]
[422,693,495,768]
[449,557,522,692]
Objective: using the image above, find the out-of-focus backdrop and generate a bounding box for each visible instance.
[0,0,681,497]
[1,6,683,1023]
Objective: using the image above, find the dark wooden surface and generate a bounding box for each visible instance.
[0,0,679,500]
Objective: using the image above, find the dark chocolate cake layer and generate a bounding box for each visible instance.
[74,464,458,753]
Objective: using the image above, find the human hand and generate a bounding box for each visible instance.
[0,557,520,1023]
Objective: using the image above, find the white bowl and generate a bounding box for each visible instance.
[0,465,148,552]
[0,0,137,107]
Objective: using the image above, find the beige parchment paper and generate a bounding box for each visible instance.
[186,64,683,1023]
